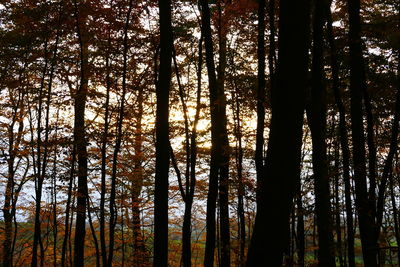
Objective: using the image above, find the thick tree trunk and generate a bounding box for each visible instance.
[200,1,231,265]
[246,0,310,265]
[153,0,172,266]
[308,0,335,265]
[347,0,378,265]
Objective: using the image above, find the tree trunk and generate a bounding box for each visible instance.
[255,0,266,205]
[308,0,335,265]
[375,44,400,248]
[200,0,221,265]
[73,1,89,266]
[246,0,310,265]
[326,3,356,265]
[200,1,231,265]
[347,0,378,265]
[153,0,172,266]
[180,34,203,267]
[216,2,231,264]
[108,1,133,265]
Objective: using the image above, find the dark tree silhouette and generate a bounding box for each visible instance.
[72,1,89,266]
[153,0,173,266]
[307,0,335,265]
[347,0,378,265]
[246,0,310,265]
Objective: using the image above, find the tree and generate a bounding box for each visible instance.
[107,1,134,265]
[153,0,173,266]
[172,31,203,267]
[307,0,335,265]
[0,0,399,266]
[347,0,379,265]
[72,0,90,265]
[246,0,310,264]
[200,0,231,265]
[326,2,356,265]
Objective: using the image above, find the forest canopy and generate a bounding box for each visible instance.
[0,0,399,266]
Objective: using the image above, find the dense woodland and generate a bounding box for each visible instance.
[0,0,399,266]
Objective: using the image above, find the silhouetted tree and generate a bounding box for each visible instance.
[153,0,173,266]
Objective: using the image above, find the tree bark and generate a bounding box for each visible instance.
[347,0,379,265]
[308,0,335,265]
[73,1,89,266]
[200,0,221,265]
[153,0,172,266]
[200,0,231,265]
[246,0,310,265]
